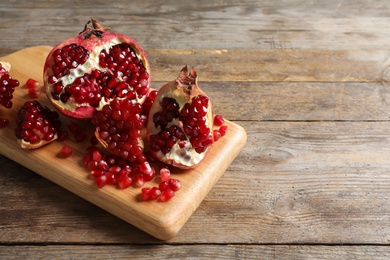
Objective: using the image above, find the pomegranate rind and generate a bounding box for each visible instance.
[17,133,58,150]
[147,66,214,169]
[0,61,11,73]
[43,19,151,119]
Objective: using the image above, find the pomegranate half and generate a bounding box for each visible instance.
[146,65,214,169]
[43,19,150,119]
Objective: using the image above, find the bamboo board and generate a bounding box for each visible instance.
[0,46,247,240]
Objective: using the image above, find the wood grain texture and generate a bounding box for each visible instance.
[1,245,390,260]
[1,0,390,52]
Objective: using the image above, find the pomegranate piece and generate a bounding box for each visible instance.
[147,65,214,169]
[43,19,150,119]
[58,145,73,158]
[92,98,146,163]
[14,101,61,149]
[0,62,19,109]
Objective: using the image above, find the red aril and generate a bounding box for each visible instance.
[159,189,175,202]
[147,65,214,169]
[169,178,182,191]
[43,19,150,119]
[14,100,61,149]
[26,78,40,99]
[58,145,73,158]
[213,114,224,126]
[0,118,9,129]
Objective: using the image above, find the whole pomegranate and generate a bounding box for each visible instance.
[146,65,214,169]
[43,19,150,119]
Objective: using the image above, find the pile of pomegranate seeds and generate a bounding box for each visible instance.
[26,78,41,99]
[141,167,181,202]
[82,146,156,189]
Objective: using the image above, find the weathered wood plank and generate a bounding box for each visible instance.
[0,0,390,51]
[147,49,390,83]
[1,245,390,260]
[155,81,390,121]
[2,121,390,244]
[3,48,390,83]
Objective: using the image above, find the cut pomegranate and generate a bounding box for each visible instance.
[92,98,146,162]
[147,65,214,169]
[58,145,73,158]
[43,19,150,119]
[14,101,61,149]
[0,61,19,109]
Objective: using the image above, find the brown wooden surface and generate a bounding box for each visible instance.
[1,0,390,258]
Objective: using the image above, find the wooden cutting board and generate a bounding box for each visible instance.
[0,46,247,240]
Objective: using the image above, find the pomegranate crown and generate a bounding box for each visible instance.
[177,65,198,94]
[79,19,110,39]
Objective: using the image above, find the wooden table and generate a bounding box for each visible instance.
[1,1,390,258]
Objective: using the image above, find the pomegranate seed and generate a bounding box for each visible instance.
[68,121,79,133]
[105,172,117,184]
[74,132,87,142]
[143,167,156,182]
[213,114,225,126]
[0,118,9,128]
[118,176,132,189]
[219,125,228,136]
[159,181,169,191]
[92,149,102,161]
[169,179,182,191]
[26,78,40,99]
[150,187,162,199]
[134,173,145,187]
[57,129,69,141]
[95,175,107,188]
[141,187,152,201]
[139,161,152,174]
[213,130,221,141]
[160,168,171,182]
[91,170,105,177]
[58,145,73,158]
[159,189,175,202]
